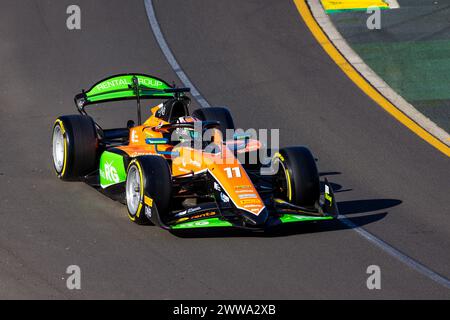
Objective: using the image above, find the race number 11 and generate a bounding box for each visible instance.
[224,167,241,178]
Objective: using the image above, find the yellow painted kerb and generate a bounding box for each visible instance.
[321,0,389,11]
[293,0,450,157]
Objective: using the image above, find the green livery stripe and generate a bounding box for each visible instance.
[326,7,388,13]
[171,218,233,230]
[171,215,332,229]
[99,151,127,188]
[280,214,333,223]
[321,0,390,13]
[87,90,171,103]
[86,74,173,103]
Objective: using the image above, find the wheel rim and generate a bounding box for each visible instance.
[274,158,289,199]
[126,165,141,216]
[52,125,65,173]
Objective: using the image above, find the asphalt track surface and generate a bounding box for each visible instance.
[0,0,449,299]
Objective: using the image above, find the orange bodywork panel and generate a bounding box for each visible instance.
[172,146,265,216]
[115,103,265,216]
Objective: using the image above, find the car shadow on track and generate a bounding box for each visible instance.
[319,172,352,194]
[338,199,402,215]
[170,198,402,238]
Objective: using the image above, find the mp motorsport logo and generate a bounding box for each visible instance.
[99,152,126,188]
[100,161,120,184]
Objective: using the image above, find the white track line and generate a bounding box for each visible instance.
[339,215,450,289]
[144,0,450,290]
[144,0,210,108]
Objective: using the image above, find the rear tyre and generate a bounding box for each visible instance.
[52,115,98,180]
[192,107,235,138]
[272,146,319,207]
[126,156,172,225]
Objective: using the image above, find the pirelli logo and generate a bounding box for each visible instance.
[144,196,153,207]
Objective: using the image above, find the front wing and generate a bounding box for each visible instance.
[164,178,339,231]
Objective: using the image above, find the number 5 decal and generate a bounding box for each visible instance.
[224,167,241,178]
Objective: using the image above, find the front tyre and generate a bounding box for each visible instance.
[272,146,320,207]
[126,156,172,225]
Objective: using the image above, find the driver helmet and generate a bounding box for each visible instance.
[174,116,201,143]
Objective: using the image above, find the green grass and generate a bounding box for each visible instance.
[353,40,450,101]
[353,39,450,131]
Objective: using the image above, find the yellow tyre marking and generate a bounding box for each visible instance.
[293,0,450,157]
[274,152,285,162]
[127,161,136,222]
[127,160,144,221]
[285,167,292,201]
[275,153,292,201]
[54,119,68,177]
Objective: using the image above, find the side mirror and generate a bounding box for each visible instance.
[127,120,135,128]
[145,138,179,157]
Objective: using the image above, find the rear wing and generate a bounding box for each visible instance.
[74,73,190,125]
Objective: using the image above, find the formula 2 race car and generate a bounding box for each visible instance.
[51,73,338,231]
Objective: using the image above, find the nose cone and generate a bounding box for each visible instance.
[206,153,266,218]
[240,207,269,227]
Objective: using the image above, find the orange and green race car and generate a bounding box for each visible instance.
[51,73,338,231]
